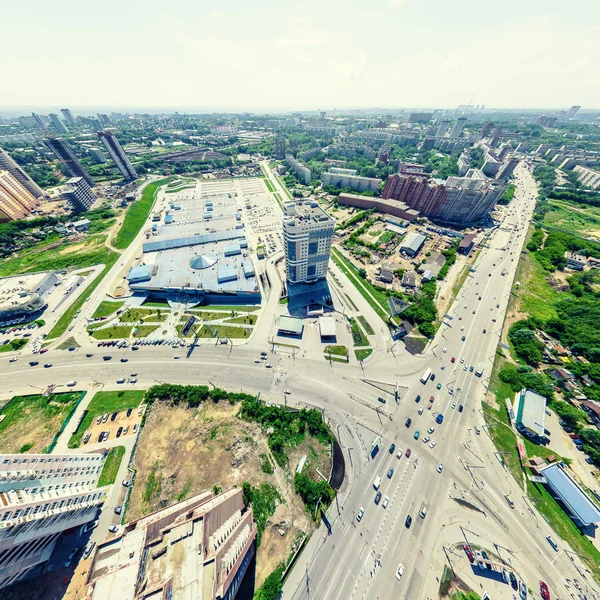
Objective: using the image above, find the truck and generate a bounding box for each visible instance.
[475,363,484,377]
[420,368,432,384]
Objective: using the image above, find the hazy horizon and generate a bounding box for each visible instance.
[4,0,598,110]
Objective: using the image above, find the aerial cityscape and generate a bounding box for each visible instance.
[2,2,600,600]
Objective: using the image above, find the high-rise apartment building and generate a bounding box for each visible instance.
[0,148,46,198]
[60,109,76,127]
[275,135,286,160]
[97,113,111,126]
[84,488,256,600]
[479,122,495,139]
[44,137,94,187]
[574,165,600,190]
[490,126,503,148]
[285,155,311,185]
[283,200,334,284]
[435,120,451,138]
[0,452,107,590]
[97,130,137,181]
[567,105,581,118]
[408,112,433,123]
[0,171,39,222]
[88,147,107,164]
[450,117,467,138]
[62,177,96,211]
[48,113,69,135]
[31,113,47,129]
[497,157,519,181]
[322,172,382,193]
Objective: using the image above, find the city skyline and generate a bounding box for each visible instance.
[3,0,598,110]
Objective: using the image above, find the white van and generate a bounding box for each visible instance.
[373,475,382,490]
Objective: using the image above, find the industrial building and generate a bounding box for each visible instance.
[282,200,334,285]
[61,177,97,212]
[97,130,138,181]
[539,463,600,527]
[400,232,427,257]
[44,137,94,187]
[0,170,39,222]
[0,271,60,322]
[0,147,47,198]
[84,488,256,600]
[514,388,546,437]
[0,453,107,590]
[127,190,260,304]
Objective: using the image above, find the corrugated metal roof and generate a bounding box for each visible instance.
[515,389,546,436]
[217,265,237,283]
[542,463,600,526]
[142,230,245,253]
[401,232,426,252]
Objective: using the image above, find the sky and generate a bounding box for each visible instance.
[4,0,599,111]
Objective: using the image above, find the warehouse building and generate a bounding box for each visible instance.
[400,232,427,257]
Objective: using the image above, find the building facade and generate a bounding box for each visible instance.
[60,109,76,127]
[285,155,311,185]
[283,200,334,284]
[97,130,137,181]
[449,117,467,138]
[44,137,94,187]
[322,172,382,192]
[0,171,39,222]
[84,488,256,600]
[275,135,286,159]
[0,452,107,589]
[0,148,46,199]
[48,113,68,134]
[574,165,600,190]
[62,177,96,212]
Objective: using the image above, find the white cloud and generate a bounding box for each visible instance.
[328,48,368,81]
[274,20,331,63]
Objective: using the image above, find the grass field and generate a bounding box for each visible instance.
[264,178,275,193]
[324,345,348,358]
[225,314,257,326]
[119,307,168,323]
[357,315,375,335]
[0,339,28,353]
[186,311,230,321]
[57,336,80,350]
[98,446,126,487]
[542,199,600,241]
[198,305,259,312]
[274,193,283,209]
[47,251,119,339]
[197,324,252,339]
[114,177,171,249]
[349,318,368,347]
[355,348,373,361]
[275,176,293,199]
[92,300,124,319]
[0,392,82,454]
[89,325,132,339]
[133,325,160,337]
[69,390,145,448]
[515,253,559,321]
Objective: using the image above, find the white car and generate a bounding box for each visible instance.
[437,463,444,473]
[423,436,430,443]
[254,359,261,363]
[382,496,389,509]
[396,449,403,459]
[284,389,291,395]
[427,427,435,434]
[66,381,77,387]
[441,364,446,370]
[451,402,456,409]
[266,363,273,368]
[8,357,18,363]
[442,348,447,353]
[460,357,465,363]
[356,507,364,522]
[418,407,423,415]
[174,355,180,359]
[429,440,436,449]
[396,564,404,581]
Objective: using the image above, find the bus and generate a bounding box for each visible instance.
[420,368,432,384]
[475,363,484,377]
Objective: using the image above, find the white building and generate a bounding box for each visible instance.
[282,200,334,284]
[0,453,107,589]
[574,165,600,190]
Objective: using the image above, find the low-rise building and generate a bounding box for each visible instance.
[565,252,587,271]
[514,388,547,437]
[0,271,61,321]
[401,271,418,288]
[400,232,426,257]
[337,193,419,222]
[458,233,476,254]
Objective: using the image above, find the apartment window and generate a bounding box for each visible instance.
[23,508,32,517]
[2,460,9,465]
[1,512,11,521]
[307,265,316,277]
[42,504,49,512]
[33,506,41,515]
[13,510,22,519]
[308,241,318,255]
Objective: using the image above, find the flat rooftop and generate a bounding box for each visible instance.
[515,388,546,436]
[283,200,334,226]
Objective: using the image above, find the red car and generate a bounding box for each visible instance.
[463,544,475,564]
[39,348,49,354]
[451,357,456,363]
[540,580,550,600]
[405,448,412,458]
[483,329,487,334]
[429,396,435,403]
[569,433,579,440]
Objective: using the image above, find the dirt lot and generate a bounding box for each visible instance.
[85,407,142,444]
[128,400,330,586]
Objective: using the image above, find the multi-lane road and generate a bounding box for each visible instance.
[1,162,595,599]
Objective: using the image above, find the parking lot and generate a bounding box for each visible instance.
[84,405,145,445]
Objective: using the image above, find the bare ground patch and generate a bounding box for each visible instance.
[128,400,329,586]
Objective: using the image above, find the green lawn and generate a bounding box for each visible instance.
[119,307,168,323]
[114,177,172,249]
[197,324,252,339]
[355,348,373,361]
[264,179,275,193]
[133,325,159,337]
[0,392,82,454]
[515,253,559,321]
[89,325,132,340]
[197,305,259,312]
[331,248,391,323]
[0,339,28,353]
[68,390,145,448]
[324,345,348,358]
[185,311,230,321]
[46,250,119,340]
[275,176,293,199]
[225,314,257,326]
[542,199,600,241]
[92,300,124,319]
[274,193,284,209]
[98,446,126,487]
[349,318,369,347]
[357,315,375,335]
[142,299,171,308]
[57,337,80,350]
